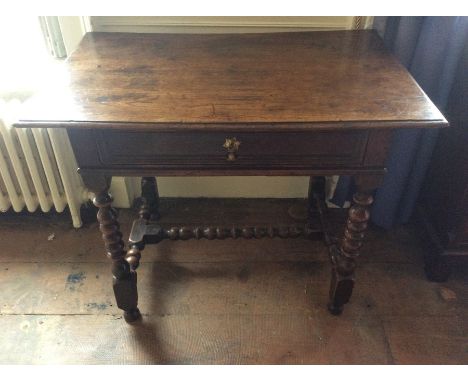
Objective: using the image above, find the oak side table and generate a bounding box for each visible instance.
[16,31,447,323]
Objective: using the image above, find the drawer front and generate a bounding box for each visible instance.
[94,130,368,169]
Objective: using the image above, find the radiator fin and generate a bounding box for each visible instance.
[0,100,87,227]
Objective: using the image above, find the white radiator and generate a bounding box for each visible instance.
[0,100,88,228]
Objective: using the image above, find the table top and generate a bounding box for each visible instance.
[16,30,447,130]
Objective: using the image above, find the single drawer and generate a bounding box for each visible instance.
[94,130,369,170]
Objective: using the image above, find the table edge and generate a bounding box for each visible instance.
[13,119,449,131]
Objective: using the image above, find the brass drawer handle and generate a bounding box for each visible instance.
[223,137,241,161]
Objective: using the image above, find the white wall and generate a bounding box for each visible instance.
[57,16,88,56]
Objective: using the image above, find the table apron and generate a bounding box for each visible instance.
[67,128,393,177]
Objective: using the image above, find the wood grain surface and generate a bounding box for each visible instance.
[16,30,447,129]
[0,199,466,364]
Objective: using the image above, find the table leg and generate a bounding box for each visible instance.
[126,177,159,271]
[85,174,141,323]
[328,176,376,315]
[139,177,160,221]
[308,176,326,218]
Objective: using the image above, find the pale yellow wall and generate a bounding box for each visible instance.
[90,16,357,33]
[156,177,310,198]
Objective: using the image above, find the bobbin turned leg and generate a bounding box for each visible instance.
[89,177,140,323]
[140,177,160,221]
[125,177,159,271]
[308,176,336,247]
[328,176,376,315]
[308,176,326,217]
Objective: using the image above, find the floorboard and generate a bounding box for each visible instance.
[0,198,466,364]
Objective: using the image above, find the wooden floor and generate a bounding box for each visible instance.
[0,199,466,365]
